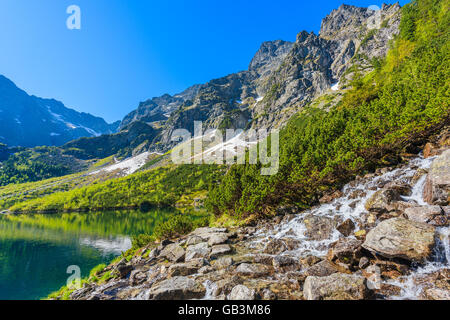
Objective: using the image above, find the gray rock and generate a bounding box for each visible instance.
[208,233,229,246]
[159,243,185,263]
[358,257,370,269]
[168,259,207,277]
[365,189,401,213]
[209,244,232,259]
[362,217,436,262]
[405,206,448,226]
[303,273,370,300]
[214,257,234,269]
[146,276,205,300]
[235,263,271,277]
[185,242,210,262]
[186,235,204,246]
[423,150,450,206]
[228,285,256,300]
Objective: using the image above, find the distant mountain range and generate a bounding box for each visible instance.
[0,75,120,147]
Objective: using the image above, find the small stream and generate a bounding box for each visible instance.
[249,154,449,299]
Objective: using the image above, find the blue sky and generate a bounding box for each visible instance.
[0,0,408,123]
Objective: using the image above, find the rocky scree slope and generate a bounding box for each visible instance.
[62,135,450,300]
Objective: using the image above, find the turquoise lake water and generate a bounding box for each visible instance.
[0,209,175,300]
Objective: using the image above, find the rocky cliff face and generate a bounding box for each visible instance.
[0,75,119,148]
[116,3,401,153]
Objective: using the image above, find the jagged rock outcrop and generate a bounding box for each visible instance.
[423,150,450,206]
[116,4,401,153]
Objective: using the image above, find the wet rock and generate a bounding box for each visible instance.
[362,217,436,262]
[168,259,207,277]
[365,189,401,213]
[209,244,232,259]
[336,219,355,237]
[276,205,299,215]
[305,260,339,277]
[303,273,370,300]
[423,150,450,206]
[327,238,363,269]
[282,238,301,251]
[319,190,344,204]
[348,189,367,200]
[405,206,448,226]
[303,215,336,241]
[425,288,450,300]
[185,242,210,261]
[146,276,205,300]
[159,243,185,263]
[263,239,288,255]
[383,182,412,196]
[300,256,322,267]
[272,255,301,272]
[228,285,256,300]
[235,263,271,277]
[375,284,402,298]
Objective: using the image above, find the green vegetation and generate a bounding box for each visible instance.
[10,164,224,213]
[207,0,449,217]
[0,147,86,186]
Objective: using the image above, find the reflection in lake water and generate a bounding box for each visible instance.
[0,209,176,300]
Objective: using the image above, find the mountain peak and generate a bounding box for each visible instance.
[248,40,294,76]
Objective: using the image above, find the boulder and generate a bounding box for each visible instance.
[336,219,355,237]
[235,263,271,277]
[362,218,436,262]
[186,235,203,246]
[327,238,363,269]
[228,285,256,300]
[303,273,370,300]
[272,255,301,272]
[365,189,401,213]
[209,244,232,259]
[168,259,207,277]
[159,243,185,263]
[146,276,205,300]
[305,260,339,277]
[208,233,229,246]
[423,150,450,206]
[185,242,210,262]
[263,239,288,255]
[404,206,448,226]
[214,257,234,269]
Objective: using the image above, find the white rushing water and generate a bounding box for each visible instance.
[250,154,448,299]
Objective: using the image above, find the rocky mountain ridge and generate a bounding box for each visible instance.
[115,3,401,152]
[0,75,119,148]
